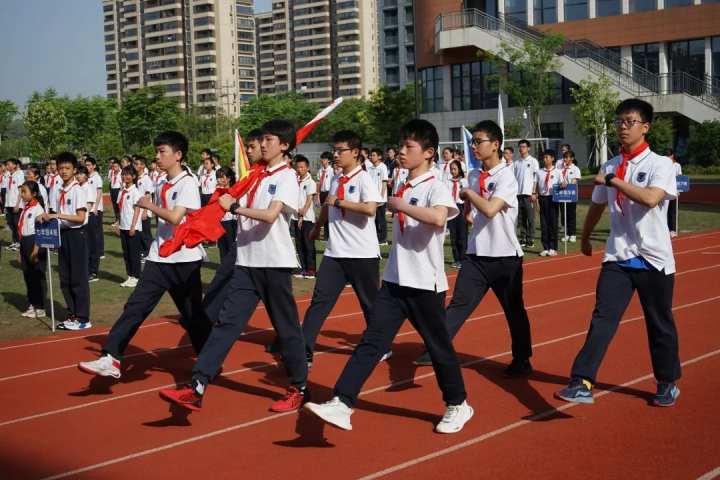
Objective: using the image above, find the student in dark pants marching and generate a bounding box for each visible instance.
[536,150,562,257]
[445,159,468,268]
[115,166,143,288]
[305,119,473,434]
[556,98,682,407]
[18,181,47,319]
[414,121,532,376]
[302,130,387,367]
[4,158,25,249]
[291,155,317,278]
[134,156,154,258]
[215,167,237,260]
[159,120,309,414]
[79,132,212,379]
[316,151,334,241]
[85,157,105,281]
[38,152,91,330]
[107,157,123,225]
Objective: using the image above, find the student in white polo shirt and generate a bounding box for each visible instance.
[559,149,582,242]
[115,165,143,288]
[23,164,48,207]
[79,132,212,378]
[4,158,25,249]
[17,180,47,319]
[292,154,317,278]
[302,130,386,367]
[514,140,539,248]
[316,151,334,241]
[85,157,105,281]
[44,157,61,213]
[446,159,468,269]
[158,120,309,414]
[414,121,531,375]
[437,146,454,182]
[107,157,123,224]
[367,147,389,245]
[0,163,7,215]
[389,157,409,195]
[305,119,473,434]
[556,99,681,407]
[38,153,90,330]
[199,155,217,207]
[134,156,155,258]
[536,149,562,256]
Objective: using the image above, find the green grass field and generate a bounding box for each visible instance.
[0,200,718,341]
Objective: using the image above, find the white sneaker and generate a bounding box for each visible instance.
[21,306,35,317]
[78,353,121,378]
[561,236,569,242]
[380,350,393,362]
[33,309,46,318]
[304,397,353,431]
[539,250,549,257]
[60,319,92,331]
[569,235,576,242]
[125,277,138,288]
[435,401,474,434]
[670,231,678,238]
[548,249,558,256]
[120,278,130,287]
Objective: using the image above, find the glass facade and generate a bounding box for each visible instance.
[421,66,444,113]
[632,43,660,75]
[451,61,498,111]
[596,0,621,16]
[534,0,557,24]
[629,0,655,12]
[564,0,588,21]
[505,0,527,23]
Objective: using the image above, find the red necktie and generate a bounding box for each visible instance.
[563,166,569,182]
[48,175,56,189]
[160,181,173,209]
[335,169,361,216]
[452,179,459,202]
[395,176,434,233]
[118,188,128,211]
[320,169,326,190]
[544,168,554,192]
[615,141,649,213]
[18,199,39,238]
[203,172,212,189]
[247,163,288,208]
[59,182,76,211]
[477,171,491,197]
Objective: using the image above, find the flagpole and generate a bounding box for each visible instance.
[234,129,240,176]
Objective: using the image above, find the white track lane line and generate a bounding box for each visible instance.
[697,467,720,480]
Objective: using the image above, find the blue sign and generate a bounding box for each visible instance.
[676,175,690,193]
[552,183,578,203]
[35,219,61,249]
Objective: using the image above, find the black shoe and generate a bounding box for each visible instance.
[504,358,532,377]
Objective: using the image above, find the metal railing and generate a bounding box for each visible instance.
[435,9,720,111]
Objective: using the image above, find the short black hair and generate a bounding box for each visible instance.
[293,154,309,166]
[471,120,504,149]
[85,156,97,166]
[399,119,439,153]
[360,147,370,156]
[320,151,333,161]
[76,165,89,176]
[371,148,384,157]
[563,149,575,158]
[504,146,514,153]
[262,119,296,153]
[332,130,362,151]
[55,152,78,169]
[215,166,236,186]
[153,131,189,161]
[25,163,41,178]
[246,128,264,142]
[616,98,653,123]
[4,158,19,166]
[518,139,531,147]
[108,156,119,164]
[561,143,571,149]
[201,148,212,156]
[211,153,221,162]
[543,149,556,159]
[133,155,147,165]
[21,180,45,209]
[121,165,137,181]
[442,146,454,154]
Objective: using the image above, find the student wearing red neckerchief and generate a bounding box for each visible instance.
[315,151,334,241]
[305,119,473,434]
[17,181,47,319]
[445,159,468,268]
[291,155,317,278]
[115,165,143,288]
[559,150,582,243]
[536,149,562,256]
[556,99,682,407]
[107,157,123,224]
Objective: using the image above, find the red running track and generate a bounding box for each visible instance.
[0,230,719,480]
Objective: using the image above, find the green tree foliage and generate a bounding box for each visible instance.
[646,117,674,154]
[686,120,720,166]
[24,89,68,160]
[307,98,373,144]
[570,76,620,167]
[117,87,180,152]
[237,92,315,138]
[0,100,19,139]
[366,85,416,147]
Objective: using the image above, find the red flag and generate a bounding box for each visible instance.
[295,97,343,145]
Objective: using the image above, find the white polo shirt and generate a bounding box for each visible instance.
[383,171,458,292]
[0,172,8,189]
[536,167,562,196]
[137,172,154,218]
[390,166,409,195]
[5,169,25,207]
[592,148,677,274]
[445,177,468,204]
[436,161,452,182]
[108,169,123,190]
[146,172,202,264]
[467,163,523,258]
[88,171,104,212]
[19,202,44,237]
[45,174,61,210]
[325,166,382,259]
[673,162,682,176]
[57,180,87,229]
[366,162,389,203]
[199,169,217,195]
[560,163,582,186]
[295,173,317,223]
[514,155,539,196]
[235,162,299,268]
[118,185,143,231]
[317,165,333,193]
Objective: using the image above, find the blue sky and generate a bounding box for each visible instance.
[0,0,272,109]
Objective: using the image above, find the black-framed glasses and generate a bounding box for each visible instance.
[471,138,492,146]
[332,147,353,155]
[613,119,646,128]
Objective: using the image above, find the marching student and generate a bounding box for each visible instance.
[215,166,237,260]
[292,154,317,278]
[199,155,217,207]
[79,131,211,378]
[367,148,389,246]
[85,157,105,282]
[446,160,468,269]
[414,121,531,376]
[116,165,143,288]
[301,130,386,367]
[134,156,154,258]
[666,147,681,237]
[515,140,538,248]
[536,150,562,256]
[4,158,25,250]
[23,164,48,206]
[38,152,91,330]
[305,119,473,434]
[559,150,582,242]
[556,99,682,407]
[158,120,309,413]
[18,181,47,319]
[317,151,334,241]
[108,157,123,224]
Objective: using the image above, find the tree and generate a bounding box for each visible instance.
[503,117,524,139]
[491,33,564,139]
[307,98,373,145]
[24,90,68,159]
[686,120,720,166]
[646,117,674,154]
[570,76,620,167]
[237,92,315,139]
[117,87,180,151]
[366,85,416,146]
[0,100,19,140]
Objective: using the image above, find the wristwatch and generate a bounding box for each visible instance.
[604,173,616,187]
[229,201,240,213]
[333,198,341,208]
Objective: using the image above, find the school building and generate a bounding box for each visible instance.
[413,0,720,165]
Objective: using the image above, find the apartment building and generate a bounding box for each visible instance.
[378,0,416,90]
[102,0,258,115]
[255,0,379,103]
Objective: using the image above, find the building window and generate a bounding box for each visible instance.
[505,0,527,23]
[629,0,655,12]
[534,0,557,24]
[385,48,399,65]
[596,0,621,16]
[669,39,706,93]
[632,43,660,75]
[564,0,588,20]
[450,127,461,142]
[712,37,720,94]
[421,66,443,113]
[386,67,400,85]
[665,0,692,7]
[465,0,497,16]
[540,122,564,140]
[451,61,498,111]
